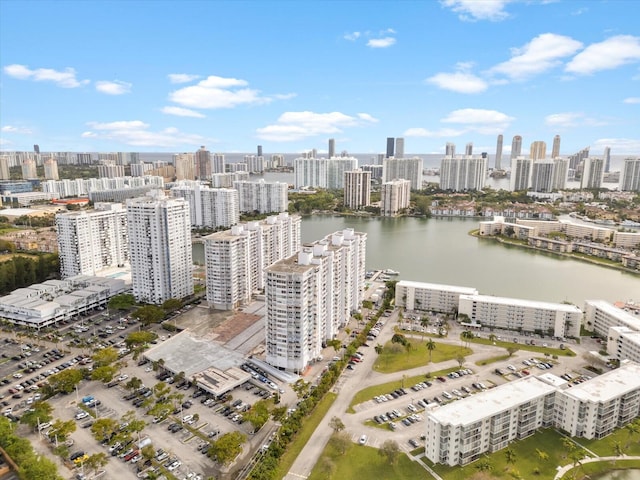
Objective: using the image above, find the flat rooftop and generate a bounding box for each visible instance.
[144,330,247,379]
[427,376,557,426]
[460,293,583,313]
[586,300,640,330]
[563,361,640,403]
[396,280,478,294]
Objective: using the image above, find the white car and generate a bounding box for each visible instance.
[118,374,129,381]
[167,461,182,471]
[75,411,89,420]
[358,434,367,445]
[182,415,193,423]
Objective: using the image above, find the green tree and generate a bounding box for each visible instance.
[20,401,53,430]
[48,368,83,394]
[125,377,143,391]
[242,400,269,432]
[207,431,246,465]
[328,416,345,433]
[91,365,118,383]
[49,419,76,440]
[132,305,166,326]
[125,331,157,348]
[505,448,516,465]
[92,347,119,367]
[535,448,549,462]
[378,439,400,465]
[476,459,492,472]
[456,354,466,369]
[90,418,118,442]
[108,293,136,310]
[161,298,183,313]
[374,344,383,354]
[84,452,108,475]
[426,339,436,362]
[329,431,350,455]
[506,346,519,357]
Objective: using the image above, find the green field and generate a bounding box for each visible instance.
[308,436,428,480]
[373,340,472,373]
[464,334,576,357]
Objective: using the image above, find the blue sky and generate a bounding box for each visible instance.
[1,0,639,156]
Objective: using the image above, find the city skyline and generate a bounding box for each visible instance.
[1,1,639,155]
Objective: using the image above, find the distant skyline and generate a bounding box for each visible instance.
[1,1,639,155]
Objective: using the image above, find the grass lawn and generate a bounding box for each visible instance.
[465,335,576,357]
[0,252,39,261]
[308,436,428,480]
[429,429,572,480]
[577,426,640,457]
[273,392,337,479]
[373,341,472,374]
[347,366,461,412]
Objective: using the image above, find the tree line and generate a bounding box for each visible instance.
[0,253,59,295]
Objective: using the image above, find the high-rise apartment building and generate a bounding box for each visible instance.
[76,153,93,165]
[204,213,301,310]
[265,228,366,372]
[465,142,473,156]
[294,157,358,189]
[552,158,569,190]
[173,153,196,180]
[381,179,411,216]
[170,181,239,228]
[212,153,226,175]
[395,138,405,158]
[604,146,611,173]
[510,135,522,160]
[620,158,640,192]
[343,169,371,210]
[360,164,383,181]
[445,142,456,157]
[569,147,590,172]
[126,190,193,304]
[581,157,604,189]
[98,164,125,178]
[0,156,9,180]
[43,158,59,180]
[495,135,503,170]
[257,145,263,157]
[552,135,561,158]
[56,203,129,278]
[21,159,37,179]
[328,138,336,159]
[233,179,288,214]
[211,172,250,188]
[195,146,211,179]
[529,141,547,160]
[439,156,487,192]
[510,157,532,191]
[382,157,422,190]
[530,160,555,193]
[243,155,265,174]
[386,137,395,158]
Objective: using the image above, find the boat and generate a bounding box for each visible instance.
[383,269,400,275]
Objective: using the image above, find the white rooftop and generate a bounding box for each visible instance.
[460,293,582,313]
[397,280,478,294]
[563,361,640,403]
[586,300,640,330]
[427,376,557,426]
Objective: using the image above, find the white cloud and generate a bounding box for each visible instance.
[344,31,361,41]
[624,97,640,104]
[545,112,607,127]
[168,73,201,84]
[490,33,583,80]
[272,93,297,100]
[3,64,89,88]
[565,35,640,75]
[161,106,206,118]
[95,80,132,95]
[426,71,488,94]
[404,127,465,138]
[405,108,513,139]
[441,0,511,22]
[256,111,377,142]
[1,125,32,134]
[367,37,396,48]
[592,138,640,154]
[169,75,269,109]
[83,120,204,147]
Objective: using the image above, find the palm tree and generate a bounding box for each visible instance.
[625,420,640,448]
[488,333,497,344]
[475,459,492,472]
[505,448,516,466]
[535,448,549,462]
[426,339,436,362]
[374,344,383,355]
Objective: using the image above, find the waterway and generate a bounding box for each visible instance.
[192,215,639,307]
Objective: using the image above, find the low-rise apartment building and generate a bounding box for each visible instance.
[458,294,582,338]
[583,300,640,337]
[394,280,478,314]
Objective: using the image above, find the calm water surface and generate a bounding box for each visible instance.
[193,216,639,306]
[595,470,640,480]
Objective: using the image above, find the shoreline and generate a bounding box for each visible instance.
[471,230,640,277]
